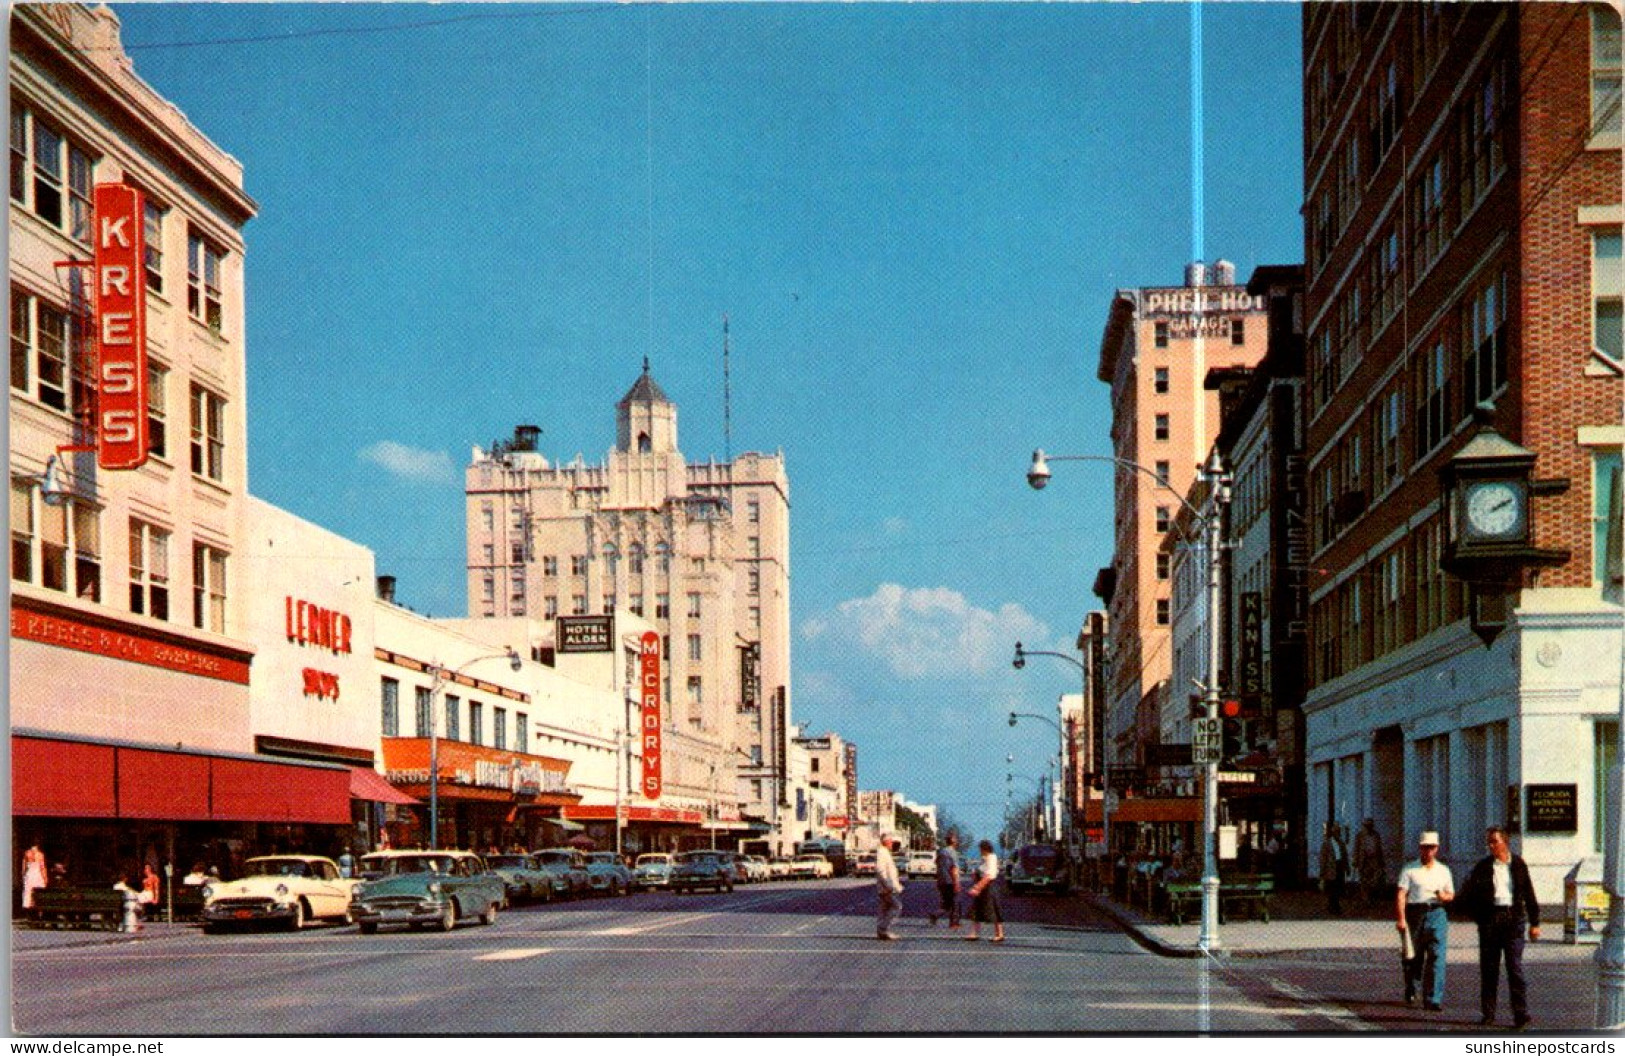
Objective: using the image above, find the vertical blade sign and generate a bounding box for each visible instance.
[639,631,662,799]
[93,184,148,470]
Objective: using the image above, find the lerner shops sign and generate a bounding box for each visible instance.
[285,595,353,702]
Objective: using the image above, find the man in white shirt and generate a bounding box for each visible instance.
[1395,830,1455,1011]
[874,835,904,941]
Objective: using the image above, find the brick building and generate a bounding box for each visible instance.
[1300,3,1621,901]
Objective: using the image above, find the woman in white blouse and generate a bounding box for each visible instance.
[965,840,1006,942]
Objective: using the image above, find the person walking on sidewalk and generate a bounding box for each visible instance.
[965,840,1006,943]
[1396,830,1455,1011]
[21,843,47,910]
[1354,818,1388,905]
[1319,823,1349,915]
[874,834,904,941]
[929,832,962,928]
[1458,826,1539,1029]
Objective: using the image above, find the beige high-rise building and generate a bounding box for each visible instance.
[464,365,795,849]
[1096,261,1270,771]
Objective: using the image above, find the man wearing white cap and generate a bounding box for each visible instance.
[1396,830,1455,1011]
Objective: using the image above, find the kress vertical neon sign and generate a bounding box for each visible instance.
[92,184,148,470]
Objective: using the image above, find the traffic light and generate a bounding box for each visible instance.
[1221,698,1244,719]
[1222,718,1246,762]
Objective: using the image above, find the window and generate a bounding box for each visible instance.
[571,594,587,615]
[146,362,168,459]
[603,545,619,579]
[747,499,760,523]
[749,605,761,628]
[481,576,495,614]
[381,679,400,736]
[469,702,484,746]
[1376,546,1406,657]
[516,714,527,749]
[1155,598,1170,626]
[687,592,702,618]
[1459,62,1505,216]
[655,593,670,618]
[1595,230,1623,361]
[1370,58,1401,161]
[1414,338,1450,460]
[629,594,643,616]
[1154,321,1169,348]
[1154,415,1170,442]
[748,569,761,596]
[414,687,433,738]
[143,199,164,293]
[1594,6,1622,138]
[570,555,588,576]
[688,634,703,662]
[10,106,92,238]
[11,480,34,583]
[1230,319,1246,346]
[544,595,558,619]
[1156,552,1171,581]
[1155,506,1170,533]
[12,482,99,600]
[748,536,760,558]
[10,289,89,416]
[494,708,507,751]
[445,695,460,742]
[187,231,223,331]
[189,385,226,482]
[1464,268,1508,405]
[511,571,526,615]
[1375,387,1404,492]
[1370,223,1402,327]
[1155,461,1170,485]
[1411,152,1448,274]
[543,555,558,577]
[192,543,227,633]
[1154,367,1169,394]
[481,503,494,532]
[655,542,671,573]
[1594,450,1622,583]
[629,544,644,574]
[128,520,170,620]
[602,594,615,613]
[687,676,703,706]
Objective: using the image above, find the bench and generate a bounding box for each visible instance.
[1160,874,1275,924]
[29,887,128,930]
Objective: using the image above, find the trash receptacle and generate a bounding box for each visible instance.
[1563,857,1608,944]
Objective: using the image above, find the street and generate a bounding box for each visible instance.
[14,878,1601,1035]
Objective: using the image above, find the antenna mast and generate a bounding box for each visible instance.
[722,314,733,463]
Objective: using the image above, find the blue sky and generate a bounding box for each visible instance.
[112,2,1303,843]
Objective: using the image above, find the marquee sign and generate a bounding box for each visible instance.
[639,631,661,799]
[92,184,149,470]
[556,615,613,653]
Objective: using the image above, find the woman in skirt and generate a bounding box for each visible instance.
[965,840,1006,943]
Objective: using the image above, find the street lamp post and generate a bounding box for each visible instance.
[1008,708,1066,844]
[1013,641,1089,879]
[429,648,522,850]
[1599,628,1625,1027]
[1026,447,1231,952]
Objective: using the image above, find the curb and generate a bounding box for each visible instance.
[1080,893,1287,960]
[12,923,201,952]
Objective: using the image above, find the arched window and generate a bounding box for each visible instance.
[638,432,652,453]
[602,543,619,580]
[653,541,671,575]
[628,543,645,575]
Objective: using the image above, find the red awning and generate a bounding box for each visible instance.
[349,766,418,806]
[13,737,115,817]
[1080,798,1202,824]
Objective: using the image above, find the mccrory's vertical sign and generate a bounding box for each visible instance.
[639,631,662,799]
[93,184,148,470]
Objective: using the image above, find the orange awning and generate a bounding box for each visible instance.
[349,766,418,806]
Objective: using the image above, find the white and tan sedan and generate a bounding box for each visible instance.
[202,855,358,932]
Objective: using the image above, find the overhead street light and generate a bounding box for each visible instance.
[429,648,523,850]
[1012,640,1090,881]
[1023,447,1232,953]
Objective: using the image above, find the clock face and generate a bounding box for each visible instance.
[1464,481,1523,539]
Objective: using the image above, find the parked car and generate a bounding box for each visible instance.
[349,851,505,933]
[768,857,794,880]
[906,851,938,878]
[531,848,591,898]
[485,853,554,903]
[718,851,751,885]
[584,852,634,896]
[634,853,675,889]
[669,850,734,894]
[1006,843,1071,895]
[202,855,357,932]
[853,851,878,877]
[742,855,771,882]
[790,853,834,879]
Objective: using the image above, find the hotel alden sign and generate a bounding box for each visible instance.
[92,184,149,470]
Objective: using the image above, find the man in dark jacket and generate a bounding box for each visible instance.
[1458,826,1540,1029]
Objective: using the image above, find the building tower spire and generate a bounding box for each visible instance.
[723,314,733,464]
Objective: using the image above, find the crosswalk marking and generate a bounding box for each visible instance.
[474,948,549,961]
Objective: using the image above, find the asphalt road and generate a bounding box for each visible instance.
[9,878,1596,1035]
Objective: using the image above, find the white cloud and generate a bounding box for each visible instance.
[358,441,457,484]
[802,583,1050,679]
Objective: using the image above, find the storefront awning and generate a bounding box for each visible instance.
[563,804,705,826]
[1080,797,1202,824]
[350,766,418,806]
[543,817,584,832]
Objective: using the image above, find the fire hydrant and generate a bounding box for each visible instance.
[119,886,142,933]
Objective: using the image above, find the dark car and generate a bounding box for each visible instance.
[669,850,734,894]
[531,848,591,898]
[1006,843,1071,895]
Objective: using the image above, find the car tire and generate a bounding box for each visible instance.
[290,899,307,931]
[438,902,456,932]
[358,921,378,935]
[481,900,498,926]
[202,923,222,935]
[724,880,734,892]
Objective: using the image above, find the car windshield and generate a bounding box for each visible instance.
[361,854,459,876]
[635,855,670,867]
[487,856,528,869]
[245,858,311,878]
[535,851,574,865]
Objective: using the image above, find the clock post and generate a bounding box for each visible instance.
[1438,403,1569,646]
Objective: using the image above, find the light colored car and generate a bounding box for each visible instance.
[742,855,771,882]
[349,850,504,933]
[790,853,834,879]
[584,852,634,896]
[634,853,675,889]
[202,854,357,932]
[768,857,794,880]
[485,853,554,903]
[906,851,937,878]
[853,852,878,877]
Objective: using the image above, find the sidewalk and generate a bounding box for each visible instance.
[1083,887,1601,964]
[10,919,200,952]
